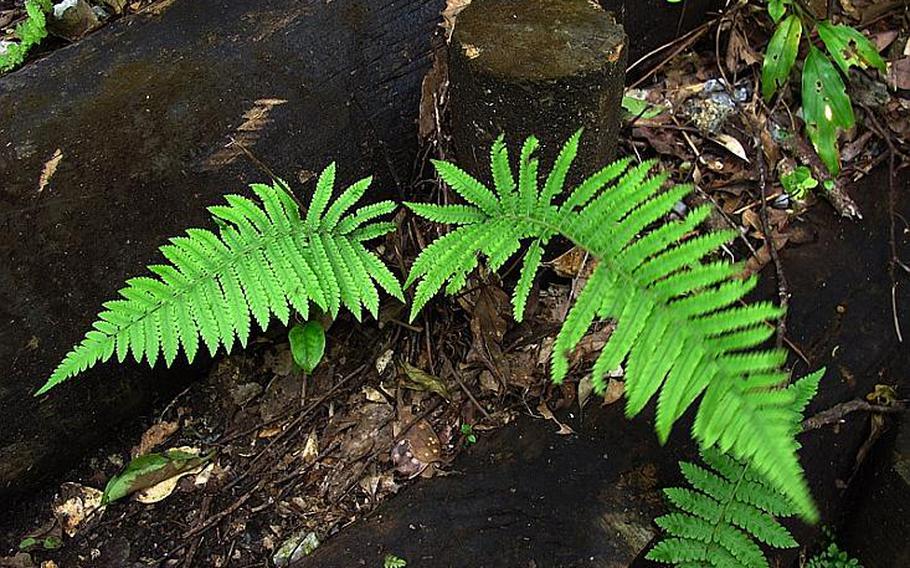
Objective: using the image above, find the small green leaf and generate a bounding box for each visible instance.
[621,95,665,120]
[768,0,787,23]
[817,21,887,75]
[384,554,407,568]
[802,47,855,174]
[762,15,802,100]
[103,449,208,504]
[288,321,326,374]
[780,166,818,199]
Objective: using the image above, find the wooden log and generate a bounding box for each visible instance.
[0,0,444,499]
[297,165,910,568]
[448,0,628,181]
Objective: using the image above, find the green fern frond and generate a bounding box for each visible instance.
[39,165,402,395]
[0,0,51,73]
[404,131,822,521]
[647,371,823,568]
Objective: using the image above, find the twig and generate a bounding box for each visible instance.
[445,359,492,421]
[802,399,907,431]
[754,134,790,348]
[862,105,909,343]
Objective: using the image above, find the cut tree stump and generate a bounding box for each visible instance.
[0,0,444,500]
[449,0,627,180]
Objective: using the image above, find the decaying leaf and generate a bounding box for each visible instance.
[131,420,179,458]
[711,133,750,162]
[536,401,575,435]
[400,361,451,400]
[102,447,209,505]
[37,149,62,193]
[391,418,444,478]
[52,483,104,537]
[273,530,320,567]
[135,461,212,504]
[441,0,471,40]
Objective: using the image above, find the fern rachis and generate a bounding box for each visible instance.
[404,131,820,521]
[39,164,403,395]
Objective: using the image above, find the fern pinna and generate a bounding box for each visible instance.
[405,131,820,521]
[647,371,822,568]
[38,164,403,395]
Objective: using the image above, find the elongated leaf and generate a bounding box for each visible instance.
[762,15,802,101]
[802,47,854,174]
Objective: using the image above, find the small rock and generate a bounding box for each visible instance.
[48,0,100,41]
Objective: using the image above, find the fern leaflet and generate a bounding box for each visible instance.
[39,165,403,394]
[647,371,822,567]
[404,132,820,521]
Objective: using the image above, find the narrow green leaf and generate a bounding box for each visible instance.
[761,15,802,101]
[802,46,854,174]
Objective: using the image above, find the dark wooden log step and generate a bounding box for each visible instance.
[0,0,445,500]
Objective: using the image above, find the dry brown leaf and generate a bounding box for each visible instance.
[536,401,575,435]
[38,149,63,193]
[889,57,910,91]
[601,379,625,406]
[52,483,104,537]
[550,246,593,279]
[132,420,179,458]
[441,0,471,40]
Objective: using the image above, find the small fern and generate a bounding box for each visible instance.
[405,131,820,521]
[0,0,52,73]
[38,164,403,394]
[647,370,822,567]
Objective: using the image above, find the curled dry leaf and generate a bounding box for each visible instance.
[37,149,63,193]
[391,419,444,478]
[536,401,575,435]
[52,483,104,537]
[131,420,179,458]
[441,0,471,40]
[400,361,451,400]
[135,461,212,504]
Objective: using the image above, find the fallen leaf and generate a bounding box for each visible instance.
[375,349,395,375]
[441,0,472,40]
[550,246,592,278]
[135,461,210,504]
[102,447,209,505]
[601,378,625,406]
[132,420,179,458]
[712,133,750,162]
[301,432,319,464]
[536,401,575,435]
[273,531,320,567]
[37,149,62,193]
[400,361,451,400]
[52,483,104,537]
[889,57,910,91]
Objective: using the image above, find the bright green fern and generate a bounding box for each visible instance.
[38,164,403,395]
[0,0,52,73]
[647,370,822,567]
[405,131,820,521]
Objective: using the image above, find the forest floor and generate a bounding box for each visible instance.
[1,1,909,567]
